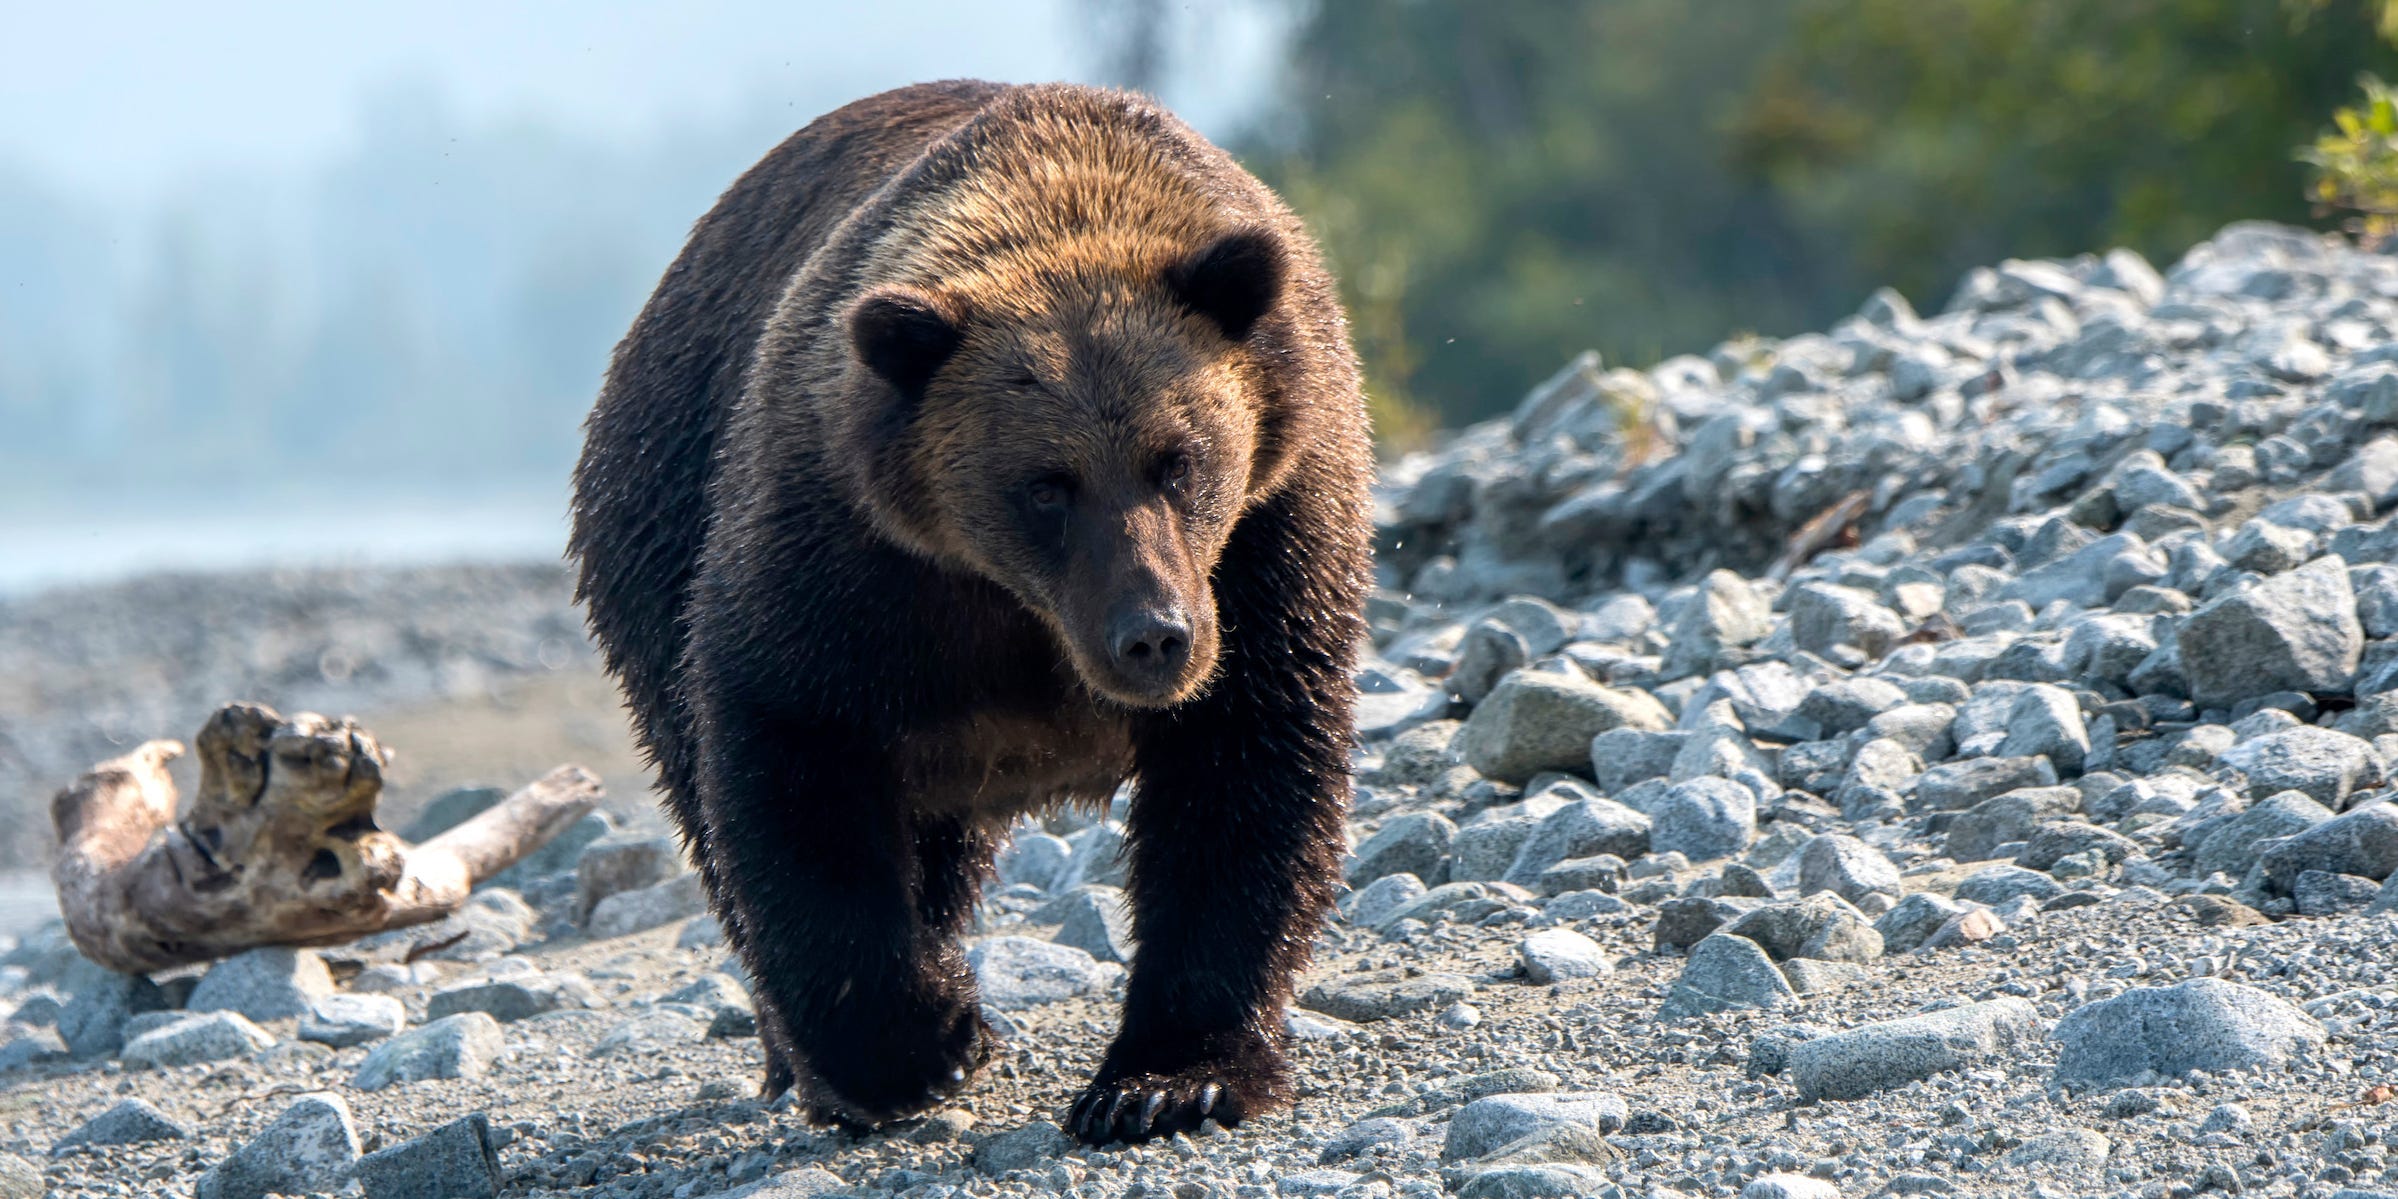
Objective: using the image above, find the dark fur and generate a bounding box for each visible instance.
[570,80,1371,1144]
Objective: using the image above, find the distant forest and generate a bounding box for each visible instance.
[4,0,2396,499]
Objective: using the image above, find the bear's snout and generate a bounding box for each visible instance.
[1106,604,1192,688]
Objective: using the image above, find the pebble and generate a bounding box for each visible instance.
[121,1010,276,1069]
[965,936,1118,1009]
[1660,932,1797,1018]
[1516,928,1608,983]
[51,1097,189,1152]
[193,1092,360,1199]
[352,1012,504,1091]
[355,1113,501,1199]
[298,992,406,1047]
[1441,1091,1628,1160]
[1300,970,1476,1022]
[186,946,335,1022]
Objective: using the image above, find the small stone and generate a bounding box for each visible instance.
[1794,834,1901,905]
[1914,756,2059,811]
[663,973,756,1038]
[971,1120,1072,1174]
[57,964,167,1059]
[1746,1024,1833,1077]
[121,1011,276,1069]
[299,993,407,1048]
[1953,865,2067,907]
[575,833,683,924]
[1648,777,1757,862]
[2195,790,2335,878]
[2295,870,2385,915]
[1918,908,2005,950]
[1724,892,1884,963]
[586,872,708,938]
[1742,1174,1841,1199]
[1661,569,1774,678]
[1653,896,1759,951]
[1790,998,2044,1100]
[1300,970,1475,1022]
[1502,797,1652,885]
[1344,873,1428,928]
[1946,786,2081,863]
[2005,1127,2112,1172]
[1058,822,1131,890]
[1346,811,1457,887]
[355,1113,501,1199]
[1319,1115,1417,1163]
[716,1168,852,1198]
[1517,929,1609,984]
[1874,893,1968,954]
[1442,1092,1627,1160]
[2017,821,2141,871]
[1457,671,1672,784]
[677,915,726,950]
[352,1012,504,1091]
[1994,684,2090,776]
[194,1092,360,1199]
[1437,1001,1482,1030]
[2052,978,2326,1089]
[51,1097,189,1153]
[1534,855,1626,897]
[994,830,1073,892]
[1660,933,1797,1019]
[2257,800,2398,891]
[1048,885,1136,964]
[967,937,1117,1009]
[427,972,601,1023]
[594,1008,708,1056]
[188,947,336,1022]
[1787,582,1906,659]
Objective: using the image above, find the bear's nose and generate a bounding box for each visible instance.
[1107,607,1191,683]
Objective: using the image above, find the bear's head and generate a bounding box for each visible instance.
[836,226,1306,708]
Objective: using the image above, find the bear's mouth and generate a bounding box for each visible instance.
[1067,613,1222,710]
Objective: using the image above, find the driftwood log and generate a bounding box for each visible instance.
[51,701,601,974]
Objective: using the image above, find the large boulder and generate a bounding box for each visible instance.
[1457,672,1672,783]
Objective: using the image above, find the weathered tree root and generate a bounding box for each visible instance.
[51,701,601,974]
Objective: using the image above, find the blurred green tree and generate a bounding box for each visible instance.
[1235,0,2398,432]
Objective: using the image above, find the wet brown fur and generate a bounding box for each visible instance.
[570,80,1371,1143]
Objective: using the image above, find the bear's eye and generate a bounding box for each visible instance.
[1026,474,1074,510]
[1160,452,1193,488]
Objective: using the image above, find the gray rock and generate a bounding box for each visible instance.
[966,937,1117,1010]
[1344,873,1428,928]
[298,993,407,1048]
[2295,870,2386,915]
[121,1011,276,1069]
[2217,726,2380,809]
[57,964,167,1059]
[1994,684,2090,776]
[1059,822,1131,890]
[2371,872,2398,915]
[1746,1023,1834,1078]
[194,1092,360,1199]
[0,1028,67,1072]
[1302,970,1476,1022]
[1346,811,1457,887]
[676,915,725,950]
[574,833,683,924]
[1954,865,2068,906]
[1653,896,1760,951]
[662,973,755,1038]
[1660,933,1797,1019]
[1319,1115,1418,1163]
[1787,582,1907,660]
[1790,998,2045,1100]
[1742,1174,1841,1199]
[396,785,507,843]
[972,1119,1073,1174]
[352,1012,504,1091]
[1534,855,1626,897]
[1874,893,1969,954]
[1442,1092,1627,1160]
[1915,756,2058,811]
[1946,786,2081,863]
[2006,1128,2112,1172]
[586,871,708,938]
[1049,886,1136,964]
[1661,570,1774,679]
[1724,892,1884,963]
[356,1113,500,1199]
[188,947,336,1022]
[594,1007,708,1056]
[427,972,600,1023]
[1589,728,1689,793]
[1501,797,1651,885]
[1450,619,1531,705]
[1794,833,1901,904]
[994,830,1073,892]
[2256,800,2398,891]
[2052,978,2326,1089]
[51,1097,189,1153]
[2194,790,2336,878]
[1517,929,1609,984]
[2177,556,2363,707]
[1457,671,1672,783]
[349,889,537,962]
[490,809,614,890]
[2017,821,2141,871]
[1648,777,1756,862]
[1796,677,1910,737]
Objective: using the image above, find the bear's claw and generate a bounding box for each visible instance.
[1068,1071,1244,1144]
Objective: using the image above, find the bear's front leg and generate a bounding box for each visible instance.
[1071,494,1361,1144]
[696,709,993,1127]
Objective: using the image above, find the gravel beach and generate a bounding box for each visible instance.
[6,220,2398,1198]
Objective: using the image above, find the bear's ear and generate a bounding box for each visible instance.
[850,285,966,397]
[1166,226,1287,342]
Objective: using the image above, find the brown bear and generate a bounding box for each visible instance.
[568,80,1371,1144]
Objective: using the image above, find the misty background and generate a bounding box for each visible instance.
[6,0,2396,592]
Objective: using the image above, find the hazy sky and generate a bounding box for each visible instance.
[0,0,1285,200]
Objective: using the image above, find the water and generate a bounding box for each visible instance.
[0,488,572,597]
